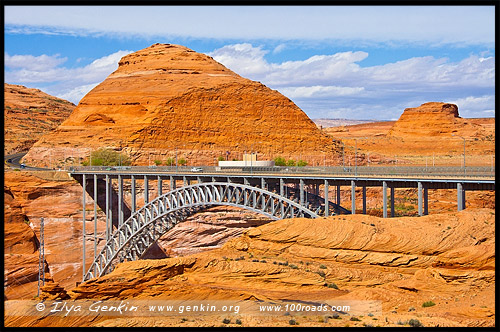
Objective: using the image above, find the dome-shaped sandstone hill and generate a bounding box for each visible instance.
[24,43,336,166]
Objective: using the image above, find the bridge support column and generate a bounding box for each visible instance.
[144,176,149,204]
[424,187,429,215]
[118,175,123,226]
[131,175,136,213]
[324,180,329,217]
[362,186,366,214]
[93,174,97,263]
[261,178,267,207]
[82,174,86,281]
[336,185,341,206]
[457,183,465,211]
[157,176,162,197]
[351,180,356,214]
[300,179,305,207]
[280,178,285,217]
[418,182,423,216]
[105,175,110,240]
[383,181,387,218]
[390,185,395,218]
[170,175,176,190]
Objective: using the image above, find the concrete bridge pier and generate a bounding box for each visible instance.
[457,182,466,211]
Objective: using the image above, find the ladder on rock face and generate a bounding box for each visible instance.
[37,217,45,297]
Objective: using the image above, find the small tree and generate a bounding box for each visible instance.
[178,158,187,166]
[286,159,296,167]
[88,148,131,166]
[165,157,175,166]
[274,156,286,166]
[154,159,162,166]
[297,159,308,167]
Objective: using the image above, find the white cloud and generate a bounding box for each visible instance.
[208,43,270,76]
[5,50,133,104]
[447,95,495,118]
[5,53,67,71]
[3,6,495,46]
[280,85,365,98]
[210,43,494,119]
[57,83,100,104]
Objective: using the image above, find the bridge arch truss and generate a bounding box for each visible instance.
[83,182,319,281]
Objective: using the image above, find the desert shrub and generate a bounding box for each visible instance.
[286,159,296,166]
[422,301,435,308]
[317,271,326,278]
[327,283,338,289]
[89,148,131,166]
[289,264,299,269]
[319,264,327,269]
[165,157,175,166]
[218,156,225,161]
[408,318,423,327]
[235,319,242,325]
[274,156,286,166]
[222,318,231,324]
[289,319,298,325]
[178,158,187,166]
[350,316,361,321]
[154,159,162,166]
[297,159,308,167]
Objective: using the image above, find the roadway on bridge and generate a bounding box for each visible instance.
[5,152,494,182]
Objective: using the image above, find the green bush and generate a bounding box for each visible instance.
[422,301,435,308]
[297,159,308,167]
[154,159,162,166]
[286,159,296,166]
[88,148,131,166]
[178,158,187,166]
[165,157,175,166]
[217,156,225,161]
[274,156,287,166]
[288,319,298,325]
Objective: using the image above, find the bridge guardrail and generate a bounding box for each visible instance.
[68,165,495,178]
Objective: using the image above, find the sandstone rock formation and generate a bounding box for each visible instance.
[387,102,485,138]
[4,183,52,300]
[5,208,495,327]
[23,43,336,167]
[4,83,76,155]
[325,102,495,165]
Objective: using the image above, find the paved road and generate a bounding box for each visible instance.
[4,152,48,171]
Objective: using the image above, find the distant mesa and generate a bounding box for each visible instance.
[388,102,484,138]
[23,43,336,166]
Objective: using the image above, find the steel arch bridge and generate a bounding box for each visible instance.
[83,182,319,281]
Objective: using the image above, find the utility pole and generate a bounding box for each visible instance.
[37,217,45,297]
[452,134,466,175]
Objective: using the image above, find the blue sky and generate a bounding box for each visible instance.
[4,5,495,120]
